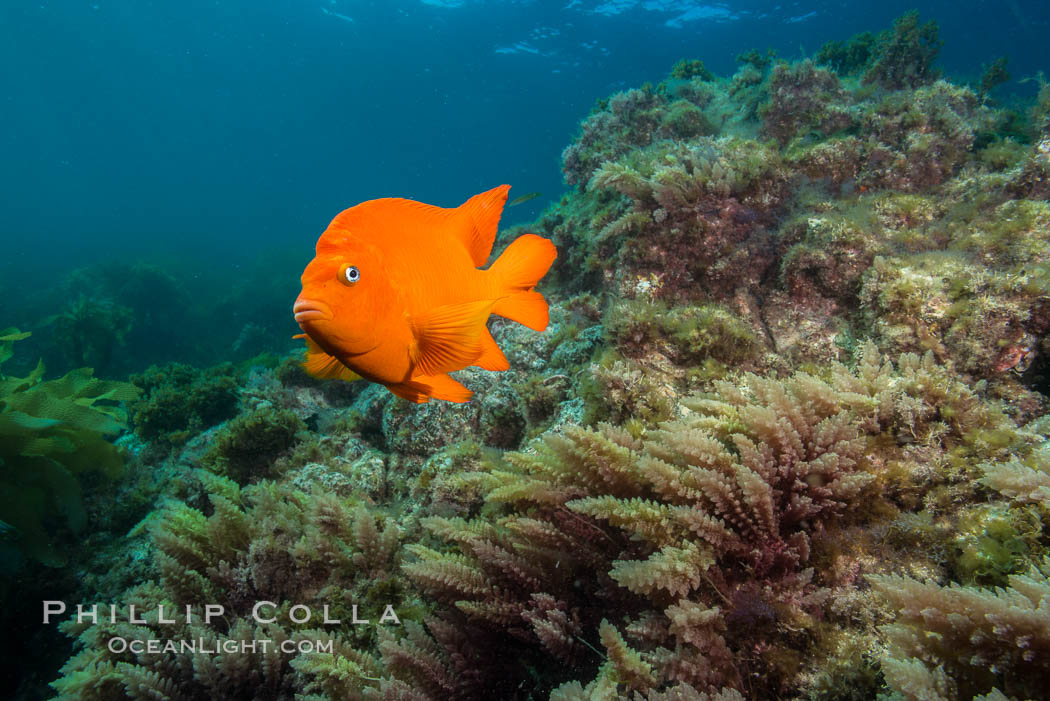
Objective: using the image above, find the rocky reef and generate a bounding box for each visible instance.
[9,11,1050,701]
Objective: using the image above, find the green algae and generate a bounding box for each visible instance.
[0,329,138,568]
[605,299,760,366]
[203,405,305,484]
[953,504,1044,586]
[38,295,134,374]
[862,10,943,90]
[130,362,240,448]
[669,58,714,82]
[816,31,876,75]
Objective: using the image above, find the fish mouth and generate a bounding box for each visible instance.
[293,298,333,324]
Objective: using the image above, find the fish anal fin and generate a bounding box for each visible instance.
[386,382,430,403]
[411,299,495,376]
[302,336,362,382]
[457,185,510,266]
[475,327,510,371]
[387,373,472,403]
[407,373,473,403]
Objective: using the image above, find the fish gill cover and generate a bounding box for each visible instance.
[2,2,1050,701]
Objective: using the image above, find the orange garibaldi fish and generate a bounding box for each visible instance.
[293,185,557,403]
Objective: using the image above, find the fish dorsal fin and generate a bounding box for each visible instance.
[324,186,508,267]
[300,335,362,382]
[410,299,495,377]
[455,185,510,266]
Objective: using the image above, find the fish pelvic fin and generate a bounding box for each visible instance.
[411,299,496,376]
[403,373,473,403]
[474,327,510,371]
[456,185,510,266]
[487,233,557,332]
[302,336,363,382]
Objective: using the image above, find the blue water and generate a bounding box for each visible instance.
[1,0,1047,296]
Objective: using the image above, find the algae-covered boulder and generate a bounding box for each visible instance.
[0,328,139,568]
[202,405,305,484]
[129,361,240,448]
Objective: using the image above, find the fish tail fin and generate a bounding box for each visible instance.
[492,292,549,332]
[489,233,557,292]
[392,373,473,403]
[457,184,511,266]
[488,233,557,332]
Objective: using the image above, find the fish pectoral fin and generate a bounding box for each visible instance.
[474,327,509,371]
[405,373,473,403]
[301,336,362,382]
[411,299,495,376]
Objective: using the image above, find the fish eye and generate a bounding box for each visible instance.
[338,264,361,286]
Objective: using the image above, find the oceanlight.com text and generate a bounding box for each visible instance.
[107,637,334,655]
